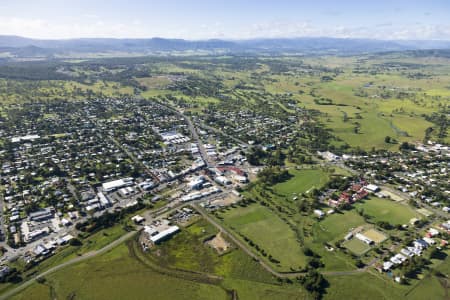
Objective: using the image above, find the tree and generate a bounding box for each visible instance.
[384,136,391,143]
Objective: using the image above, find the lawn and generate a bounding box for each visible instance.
[343,238,371,256]
[312,210,366,244]
[354,197,419,225]
[324,272,407,300]
[219,204,307,271]
[273,168,329,196]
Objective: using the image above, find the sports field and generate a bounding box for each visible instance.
[343,238,371,256]
[354,197,419,225]
[273,168,329,196]
[313,210,366,244]
[363,228,387,244]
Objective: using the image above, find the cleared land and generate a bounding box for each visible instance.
[219,204,307,271]
[10,243,228,300]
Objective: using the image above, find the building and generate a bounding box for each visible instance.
[150,226,180,244]
[215,176,231,186]
[355,233,373,245]
[131,215,145,224]
[365,184,380,193]
[97,192,111,208]
[29,207,53,222]
[102,178,133,192]
[314,209,325,218]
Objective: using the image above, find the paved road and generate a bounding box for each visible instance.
[156,102,212,168]
[107,134,160,183]
[0,231,137,300]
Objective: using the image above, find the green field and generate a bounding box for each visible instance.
[343,238,371,256]
[147,219,276,283]
[354,197,420,225]
[10,219,312,300]
[219,204,307,271]
[11,243,229,300]
[273,168,329,196]
[313,210,366,244]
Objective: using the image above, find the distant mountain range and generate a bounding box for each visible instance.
[1,35,450,58]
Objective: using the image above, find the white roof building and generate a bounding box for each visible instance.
[150,226,180,243]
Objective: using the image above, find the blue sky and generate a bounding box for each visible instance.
[0,0,449,40]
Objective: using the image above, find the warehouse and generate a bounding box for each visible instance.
[150,226,180,244]
[102,178,133,192]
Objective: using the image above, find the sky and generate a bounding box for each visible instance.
[0,0,449,40]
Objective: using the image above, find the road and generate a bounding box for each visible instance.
[107,134,160,183]
[192,203,366,279]
[0,230,137,300]
[156,101,212,168]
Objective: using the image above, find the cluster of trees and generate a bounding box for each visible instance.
[257,167,291,185]
[297,269,328,300]
[75,201,145,233]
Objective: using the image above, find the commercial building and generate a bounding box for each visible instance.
[150,226,180,244]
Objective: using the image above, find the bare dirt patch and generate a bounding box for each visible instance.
[205,232,231,254]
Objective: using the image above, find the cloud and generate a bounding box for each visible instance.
[0,16,449,40]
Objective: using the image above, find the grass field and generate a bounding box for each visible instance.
[11,243,229,300]
[219,204,307,271]
[324,272,406,300]
[354,197,419,225]
[343,238,371,256]
[312,210,366,244]
[10,219,312,300]
[147,219,276,284]
[272,168,329,196]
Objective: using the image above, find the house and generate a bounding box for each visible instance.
[414,239,429,249]
[57,234,74,245]
[400,248,414,257]
[0,266,10,279]
[383,261,394,271]
[427,228,440,237]
[215,176,231,186]
[423,237,436,245]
